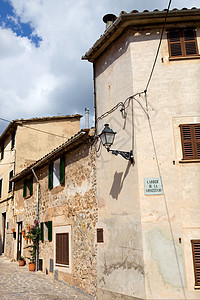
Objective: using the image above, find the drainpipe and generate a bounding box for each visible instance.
[31,168,40,272]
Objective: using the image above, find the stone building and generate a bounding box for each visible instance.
[83,8,200,300]
[11,128,97,297]
[0,115,81,257]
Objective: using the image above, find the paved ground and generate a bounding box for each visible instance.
[0,256,93,300]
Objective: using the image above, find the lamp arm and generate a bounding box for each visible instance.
[107,149,134,163]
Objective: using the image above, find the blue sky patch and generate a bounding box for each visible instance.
[0,0,42,47]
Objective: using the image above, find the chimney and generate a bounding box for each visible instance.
[103,14,117,30]
[85,108,89,129]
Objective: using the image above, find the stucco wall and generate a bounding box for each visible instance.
[94,25,200,300]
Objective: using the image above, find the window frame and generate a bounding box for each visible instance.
[8,170,13,192]
[180,124,200,160]
[167,28,199,58]
[48,156,65,189]
[23,176,33,198]
[54,225,71,273]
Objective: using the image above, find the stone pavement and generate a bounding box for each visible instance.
[0,256,94,300]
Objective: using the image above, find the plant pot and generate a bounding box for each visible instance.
[25,237,28,242]
[21,230,25,237]
[29,262,35,272]
[19,260,25,266]
[11,228,15,233]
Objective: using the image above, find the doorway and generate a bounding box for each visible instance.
[2,213,6,254]
[17,222,22,260]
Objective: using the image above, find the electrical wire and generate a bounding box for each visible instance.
[145,0,172,92]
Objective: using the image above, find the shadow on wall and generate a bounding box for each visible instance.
[109,161,132,200]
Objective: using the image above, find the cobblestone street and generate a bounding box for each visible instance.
[0,256,93,300]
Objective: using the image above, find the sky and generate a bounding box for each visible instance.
[0,0,199,134]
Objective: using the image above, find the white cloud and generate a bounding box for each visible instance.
[0,0,199,133]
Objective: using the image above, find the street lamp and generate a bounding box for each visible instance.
[99,124,134,163]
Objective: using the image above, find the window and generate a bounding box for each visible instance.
[48,156,65,189]
[23,176,33,197]
[191,240,200,286]
[56,233,69,266]
[0,178,2,198]
[11,132,15,149]
[8,170,13,192]
[168,28,199,58]
[1,144,4,160]
[54,225,71,272]
[180,124,200,160]
[97,228,104,243]
[40,221,52,242]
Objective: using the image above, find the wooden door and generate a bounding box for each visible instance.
[2,213,6,254]
[17,222,22,260]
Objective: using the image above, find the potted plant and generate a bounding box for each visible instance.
[24,220,40,272]
[11,228,15,233]
[19,256,25,266]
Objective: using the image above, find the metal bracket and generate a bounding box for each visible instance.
[107,149,134,163]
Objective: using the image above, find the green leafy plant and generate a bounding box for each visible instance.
[24,220,41,264]
[19,256,25,261]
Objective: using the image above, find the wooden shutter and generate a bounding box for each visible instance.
[48,221,52,242]
[168,29,182,57]
[48,163,53,189]
[56,233,69,265]
[180,124,200,159]
[0,179,2,198]
[60,156,65,185]
[168,28,198,58]
[11,132,15,149]
[8,170,13,192]
[191,240,200,286]
[29,176,33,196]
[97,228,104,243]
[40,222,44,242]
[183,28,198,56]
[23,180,27,197]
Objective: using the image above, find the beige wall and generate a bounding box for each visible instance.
[13,139,97,297]
[15,117,80,173]
[94,25,200,300]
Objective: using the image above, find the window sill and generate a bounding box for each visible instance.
[169,55,200,61]
[179,159,200,164]
[194,286,200,289]
[24,195,32,199]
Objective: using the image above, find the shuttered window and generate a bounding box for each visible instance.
[0,178,2,198]
[48,221,52,242]
[60,156,65,185]
[56,233,69,265]
[180,124,200,160]
[1,144,4,160]
[23,180,27,197]
[168,28,198,58]
[8,170,13,192]
[40,222,44,242]
[191,240,200,286]
[48,163,53,189]
[29,176,33,196]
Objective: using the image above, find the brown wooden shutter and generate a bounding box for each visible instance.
[97,228,104,243]
[194,125,200,159]
[168,28,198,58]
[191,240,200,286]
[180,124,200,160]
[183,28,198,56]
[168,29,182,57]
[56,233,69,265]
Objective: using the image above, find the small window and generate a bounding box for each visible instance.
[1,144,4,160]
[48,156,65,189]
[23,176,33,197]
[191,240,200,286]
[0,178,2,198]
[97,228,104,243]
[56,233,69,266]
[180,124,200,160]
[8,170,13,192]
[168,28,199,58]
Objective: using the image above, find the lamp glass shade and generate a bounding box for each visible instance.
[99,124,116,149]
